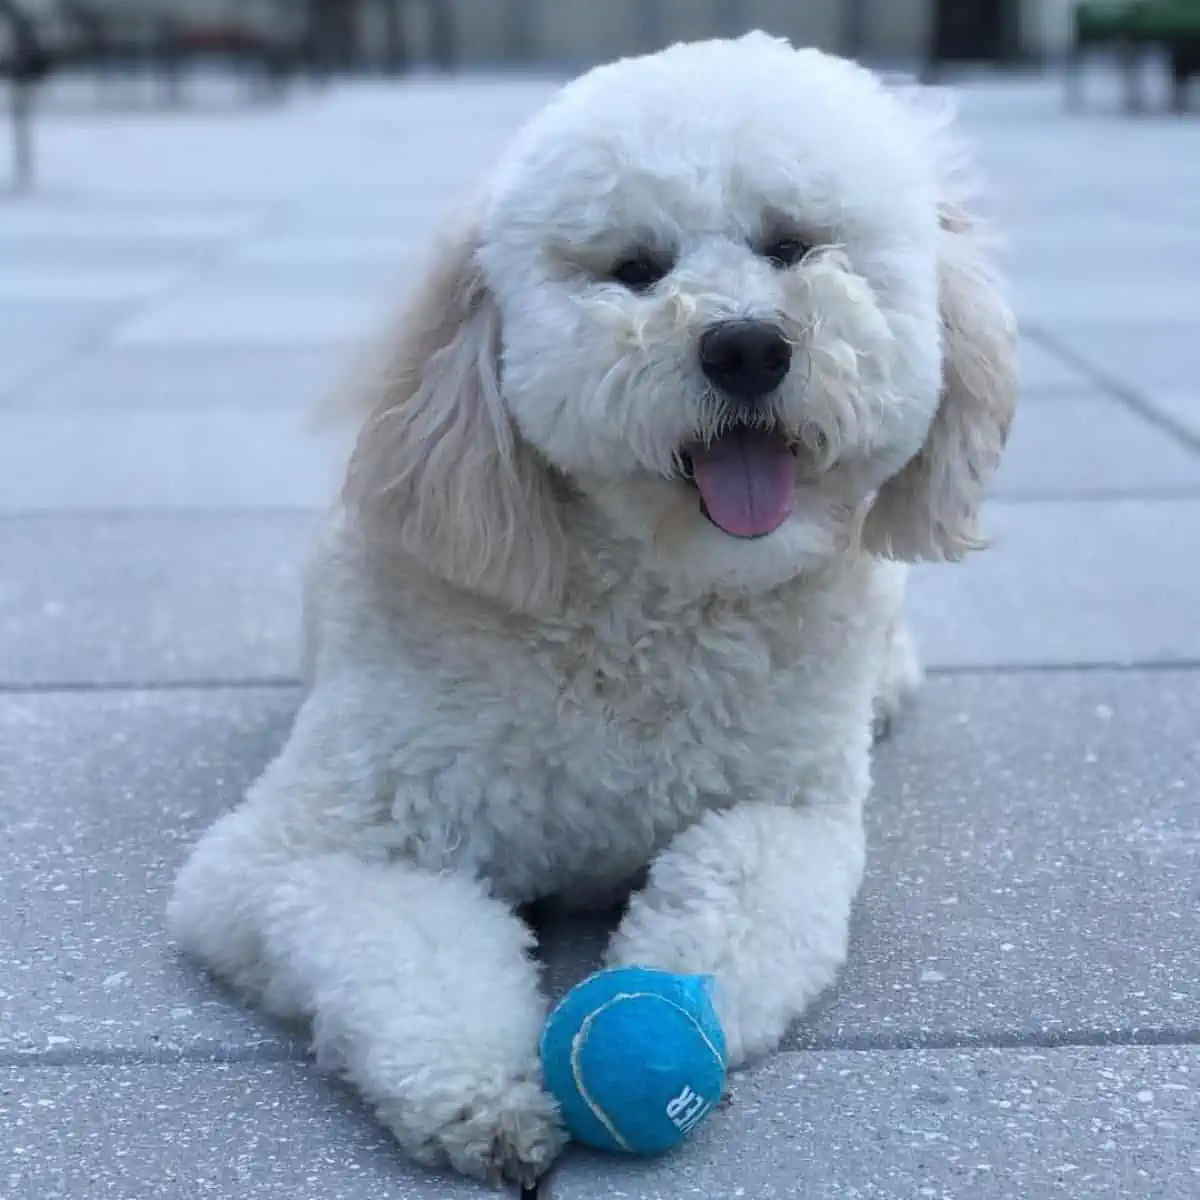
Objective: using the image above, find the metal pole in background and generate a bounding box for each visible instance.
[1,0,43,190]
[11,78,33,190]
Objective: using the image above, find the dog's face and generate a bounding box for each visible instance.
[345,35,1018,610]
[481,37,949,590]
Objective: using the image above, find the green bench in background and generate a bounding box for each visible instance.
[1069,0,1200,111]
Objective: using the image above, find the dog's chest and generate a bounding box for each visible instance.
[388,590,815,900]
[543,594,803,743]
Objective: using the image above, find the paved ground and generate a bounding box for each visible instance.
[1,68,1198,1199]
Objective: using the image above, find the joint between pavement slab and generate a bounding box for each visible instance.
[1026,326,1200,457]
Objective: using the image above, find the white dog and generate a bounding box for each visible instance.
[169,33,1017,1188]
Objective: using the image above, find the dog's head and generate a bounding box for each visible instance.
[345,34,1018,611]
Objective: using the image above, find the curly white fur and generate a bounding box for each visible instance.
[168,33,1017,1187]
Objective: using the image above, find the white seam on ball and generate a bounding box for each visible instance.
[570,999,635,1153]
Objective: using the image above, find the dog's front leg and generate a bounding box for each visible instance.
[606,781,867,1068]
[169,789,565,1186]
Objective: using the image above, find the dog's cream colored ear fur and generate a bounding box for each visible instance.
[342,220,566,613]
[864,199,1018,562]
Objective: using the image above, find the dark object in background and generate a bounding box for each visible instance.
[0,0,319,186]
[3,0,317,106]
[299,0,456,76]
[930,0,1021,63]
[376,0,456,73]
[1,0,460,188]
[0,0,50,186]
[63,0,313,102]
[1172,30,1200,105]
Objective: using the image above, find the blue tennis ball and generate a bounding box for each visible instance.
[540,966,727,1155]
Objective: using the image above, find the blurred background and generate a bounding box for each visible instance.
[0,0,1086,92]
[5,0,1198,191]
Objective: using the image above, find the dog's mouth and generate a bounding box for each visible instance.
[677,425,799,540]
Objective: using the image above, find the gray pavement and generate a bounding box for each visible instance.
[1,72,1198,1199]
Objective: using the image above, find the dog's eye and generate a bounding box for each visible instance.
[610,255,668,292]
[762,238,810,269]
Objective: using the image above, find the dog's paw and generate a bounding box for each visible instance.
[382,1071,566,1188]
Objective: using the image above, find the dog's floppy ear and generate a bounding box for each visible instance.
[864,198,1018,562]
[342,217,566,613]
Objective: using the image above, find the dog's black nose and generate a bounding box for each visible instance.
[699,320,792,400]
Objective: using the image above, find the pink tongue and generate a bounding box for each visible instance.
[689,428,797,538]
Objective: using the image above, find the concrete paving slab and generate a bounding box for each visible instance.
[0,267,183,303]
[992,397,1200,497]
[0,340,96,404]
[1143,393,1200,442]
[23,101,368,205]
[0,689,300,1057]
[0,411,347,512]
[0,206,258,245]
[0,298,131,339]
[1015,282,1200,327]
[0,515,311,687]
[187,260,417,301]
[1018,339,1094,394]
[0,1061,492,1199]
[10,346,353,412]
[1011,217,1200,267]
[799,669,1200,1048]
[0,239,219,272]
[550,1045,1200,1200]
[1033,326,1200,397]
[112,292,388,350]
[0,301,125,398]
[230,233,427,269]
[909,499,1200,668]
[1009,238,1200,283]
